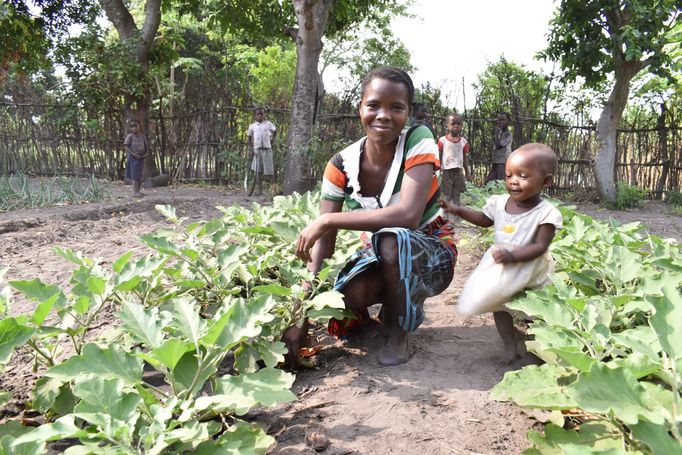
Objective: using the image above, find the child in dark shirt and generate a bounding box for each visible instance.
[124,120,148,198]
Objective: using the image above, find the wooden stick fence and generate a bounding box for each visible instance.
[0,102,680,198]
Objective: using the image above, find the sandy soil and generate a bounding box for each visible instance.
[0,180,679,454]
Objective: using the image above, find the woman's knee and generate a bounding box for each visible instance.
[375,234,399,265]
[342,272,382,311]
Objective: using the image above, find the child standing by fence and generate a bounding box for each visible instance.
[247,108,277,196]
[441,143,562,362]
[124,120,148,198]
[485,112,512,184]
[438,113,470,210]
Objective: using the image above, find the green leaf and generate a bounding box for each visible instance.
[525,421,625,454]
[32,377,64,413]
[199,368,296,416]
[172,298,206,348]
[9,279,66,308]
[112,251,133,273]
[0,318,35,364]
[612,326,662,361]
[12,415,89,445]
[567,363,663,425]
[647,282,682,361]
[252,284,291,296]
[546,347,596,372]
[490,364,577,410]
[85,276,106,296]
[31,293,60,325]
[257,341,287,368]
[629,420,682,455]
[201,296,274,350]
[119,300,167,348]
[45,343,143,386]
[608,246,642,284]
[171,352,217,397]
[147,339,193,370]
[73,375,141,424]
[204,420,275,454]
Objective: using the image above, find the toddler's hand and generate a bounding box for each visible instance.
[439,199,454,214]
[492,248,514,264]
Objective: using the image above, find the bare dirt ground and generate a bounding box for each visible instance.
[1,180,680,455]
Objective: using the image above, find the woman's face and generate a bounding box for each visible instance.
[359,78,410,147]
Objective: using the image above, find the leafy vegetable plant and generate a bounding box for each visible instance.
[0,192,355,454]
[491,205,682,453]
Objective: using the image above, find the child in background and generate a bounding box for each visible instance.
[441,143,562,362]
[485,112,512,184]
[438,113,470,210]
[247,108,277,196]
[124,120,148,198]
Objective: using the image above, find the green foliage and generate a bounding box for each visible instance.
[665,190,682,208]
[491,205,682,453]
[473,57,551,121]
[0,173,109,212]
[541,0,682,87]
[612,181,648,210]
[0,191,356,453]
[250,44,297,108]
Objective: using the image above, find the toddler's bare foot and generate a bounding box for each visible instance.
[377,330,410,366]
[500,343,520,364]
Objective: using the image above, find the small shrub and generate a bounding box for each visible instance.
[665,190,682,208]
[611,181,646,210]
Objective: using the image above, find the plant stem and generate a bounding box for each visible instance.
[26,340,55,367]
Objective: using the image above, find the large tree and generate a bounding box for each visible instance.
[542,0,681,203]
[210,0,407,194]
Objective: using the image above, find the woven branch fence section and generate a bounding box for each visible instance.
[0,102,680,197]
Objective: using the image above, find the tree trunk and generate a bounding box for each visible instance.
[283,0,332,195]
[592,60,643,203]
[100,0,161,185]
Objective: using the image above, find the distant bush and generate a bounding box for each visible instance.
[611,181,647,210]
[665,190,682,208]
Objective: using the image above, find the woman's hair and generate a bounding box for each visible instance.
[360,67,415,105]
[499,111,512,121]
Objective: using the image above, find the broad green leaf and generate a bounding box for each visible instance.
[490,364,577,410]
[155,204,178,222]
[85,276,106,296]
[146,339,193,370]
[0,421,31,440]
[45,343,143,386]
[525,421,625,454]
[172,298,206,348]
[112,251,134,273]
[647,282,682,361]
[308,290,345,310]
[31,293,60,326]
[171,352,217,397]
[9,279,66,308]
[140,234,181,256]
[546,347,596,372]
[32,377,64,413]
[201,296,274,349]
[252,284,291,296]
[567,363,663,425]
[12,415,89,445]
[0,318,35,364]
[257,341,287,369]
[119,300,167,348]
[612,326,662,361]
[197,420,275,454]
[234,345,260,374]
[73,375,141,424]
[630,420,682,455]
[200,368,296,416]
[508,297,576,329]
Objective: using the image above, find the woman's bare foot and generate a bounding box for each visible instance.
[377,330,410,366]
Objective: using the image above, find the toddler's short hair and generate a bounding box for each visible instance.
[516,143,558,175]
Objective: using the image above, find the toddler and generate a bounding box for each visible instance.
[441,143,563,362]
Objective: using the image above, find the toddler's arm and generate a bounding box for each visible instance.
[439,200,493,228]
[492,223,556,264]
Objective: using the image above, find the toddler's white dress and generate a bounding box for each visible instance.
[458,194,563,315]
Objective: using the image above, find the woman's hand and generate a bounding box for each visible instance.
[296,215,328,263]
